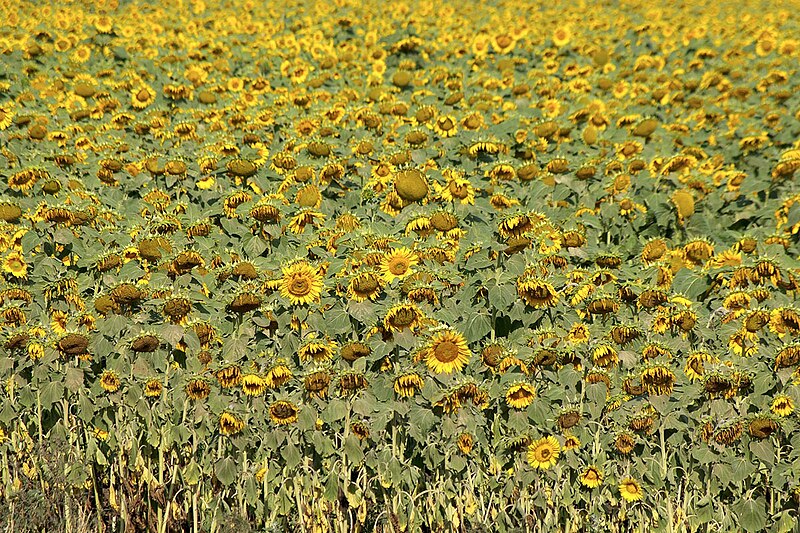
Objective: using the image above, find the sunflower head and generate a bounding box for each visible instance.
[280,261,324,306]
[527,436,560,470]
[423,328,471,374]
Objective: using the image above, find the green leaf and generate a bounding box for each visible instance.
[343,435,365,465]
[40,380,64,409]
[183,460,201,485]
[733,498,767,533]
[216,456,237,486]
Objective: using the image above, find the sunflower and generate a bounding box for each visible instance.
[131,84,156,109]
[423,329,471,374]
[505,382,536,409]
[347,272,382,302]
[0,103,12,130]
[552,26,572,47]
[457,432,474,454]
[340,341,371,362]
[351,422,370,441]
[241,374,267,397]
[394,372,425,397]
[8,169,41,192]
[269,400,299,425]
[433,115,458,137]
[749,415,781,440]
[618,477,644,502]
[216,365,243,388]
[185,379,211,401]
[771,395,794,417]
[379,248,419,283]
[264,362,293,389]
[527,436,560,470]
[219,412,245,436]
[297,339,336,362]
[438,174,476,205]
[563,434,581,452]
[2,252,27,279]
[304,371,331,398]
[100,370,120,393]
[517,277,559,308]
[384,302,423,333]
[144,379,163,398]
[579,466,603,488]
[280,261,324,305]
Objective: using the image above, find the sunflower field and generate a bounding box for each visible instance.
[2,0,800,531]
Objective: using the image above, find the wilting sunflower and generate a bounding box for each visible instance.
[505,382,536,409]
[517,277,559,308]
[143,379,163,397]
[100,370,121,393]
[264,361,293,389]
[771,394,794,417]
[457,432,474,455]
[347,272,382,302]
[280,261,324,305]
[269,400,299,425]
[527,436,560,470]
[219,412,245,436]
[563,434,581,452]
[618,477,644,502]
[423,328,471,374]
[241,374,267,397]
[2,252,27,279]
[384,302,424,333]
[186,379,211,401]
[394,372,425,397]
[379,247,419,283]
[297,339,336,362]
[579,466,603,488]
[749,414,781,440]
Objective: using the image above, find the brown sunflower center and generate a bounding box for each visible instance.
[389,258,409,275]
[509,388,533,401]
[449,181,469,198]
[272,403,296,419]
[136,89,150,102]
[289,276,311,295]
[433,340,460,363]
[496,35,513,48]
[354,275,378,293]
[536,447,552,461]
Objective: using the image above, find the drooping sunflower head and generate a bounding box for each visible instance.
[516,276,559,308]
[771,394,795,417]
[393,372,425,398]
[579,465,603,488]
[383,302,424,333]
[457,432,474,455]
[269,400,299,425]
[303,370,331,398]
[347,271,382,302]
[219,412,245,436]
[241,374,267,397]
[505,382,536,409]
[144,378,163,398]
[618,477,644,502]
[297,338,337,363]
[100,369,121,393]
[423,328,471,374]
